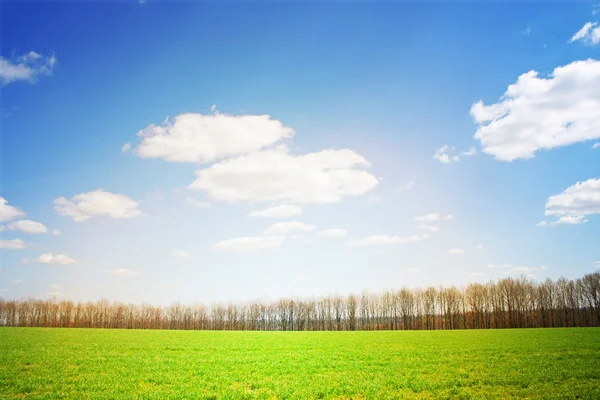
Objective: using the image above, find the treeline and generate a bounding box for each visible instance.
[1,272,599,331]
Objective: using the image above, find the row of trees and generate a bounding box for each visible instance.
[1,271,599,331]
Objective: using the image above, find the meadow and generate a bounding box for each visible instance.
[1,328,599,399]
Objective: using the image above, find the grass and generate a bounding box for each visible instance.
[1,328,599,399]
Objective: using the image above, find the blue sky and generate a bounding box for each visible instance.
[1,1,599,305]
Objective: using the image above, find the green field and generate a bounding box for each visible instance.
[1,328,599,399]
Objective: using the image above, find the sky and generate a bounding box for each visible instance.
[1,1,599,305]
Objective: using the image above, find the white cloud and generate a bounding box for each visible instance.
[555,215,588,225]
[54,189,142,222]
[347,234,430,247]
[190,148,378,204]
[49,284,63,289]
[487,263,549,275]
[133,112,295,163]
[543,178,600,225]
[414,213,454,222]
[418,225,440,232]
[185,197,211,208]
[536,220,549,227]
[593,142,600,149]
[7,220,48,234]
[107,268,140,277]
[0,197,25,222]
[52,229,61,236]
[248,204,302,218]
[11,280,23,285]
[210,104,217,112]
[471,59,600,161]
[0,225,4,232]
[0,51,57,85]
[121,142,132,152]
[263,221,315,235]
[0,239,25,250]
[317,228,347,237]
[45,292,64,298]
[396,180,414,192]
[173,250,189,259]
[570,22,600,45]
[476,244,484,249]
[24,253,76,265]
[448,248,464,255]
[594,260,600,265]
[507,266,549,274]
[213,236,284,251]
[461,147,478,156]
[433,145,460,164]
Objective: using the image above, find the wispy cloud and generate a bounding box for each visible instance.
[0,51,57,85]
[433,145,460,164]
[248,204,302,218]
[570,22,600,46]
[415,213,454,222]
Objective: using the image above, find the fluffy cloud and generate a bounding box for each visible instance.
[28,253,76,265]
[461,147,478,156]
[213,236,284,251]
[0,197,25,222]
[570,22,600,46]
[263,221,315,235]
[107,268,140,277]
[7,220,48,234]
[543,178,600,225]
[132,113,295,163]
[433,145,460,164]
[54,189,142,222]
[471,59,600,161]
[414,213,454,222]
[248,204,302,218]
[52,230,61,236]
[448,248,464,255]
[0,51,57,85]
[347,234,429,247]
[317,228,348,237]
[0,239,25,250]
[190,148,378,204]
